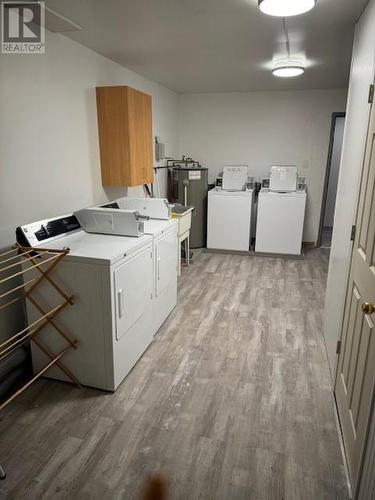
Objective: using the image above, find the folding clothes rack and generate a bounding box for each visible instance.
[0,244,80,479]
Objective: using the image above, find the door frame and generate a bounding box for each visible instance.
[317,112,346,247]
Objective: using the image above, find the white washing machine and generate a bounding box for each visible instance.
[207,188,254,251]
[17,214,154,391]
[255,166,307,255]
[142,218,178,334]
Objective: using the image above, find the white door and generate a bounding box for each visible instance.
[155,228,177,297]
[207,193,252,251]
[335,99,375,489]
[114,246,152,340]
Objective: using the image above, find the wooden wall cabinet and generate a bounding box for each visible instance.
[96,86,153,187]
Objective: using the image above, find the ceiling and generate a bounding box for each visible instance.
[45,0,368,93]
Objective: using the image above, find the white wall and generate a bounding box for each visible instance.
[0,29,178,339]
[0,29,178,249]
[324,116,345,227]
[178,90,347,243]
[323,0,375,378]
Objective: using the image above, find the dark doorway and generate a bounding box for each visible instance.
[318,112,346,248]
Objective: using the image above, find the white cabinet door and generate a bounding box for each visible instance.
[155,228,177,297]
[114,246,152,340]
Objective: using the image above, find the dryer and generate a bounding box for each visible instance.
[114,197,179,333]
[16,215,154,391]
[142,218,178,334]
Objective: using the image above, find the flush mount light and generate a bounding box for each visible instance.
[258,0,316,17]
[272,59,305,77]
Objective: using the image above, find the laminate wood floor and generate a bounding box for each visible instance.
[0,249,349,500]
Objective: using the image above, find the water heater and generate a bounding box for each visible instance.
[171,167,208,248]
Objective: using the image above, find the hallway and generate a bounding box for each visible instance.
[0,250,348,499]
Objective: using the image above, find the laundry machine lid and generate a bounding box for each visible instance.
[208,187,253,197]
[17,214,153,266]
[259,190,306,199]
[142,219,177,237]
[49,231,153,265]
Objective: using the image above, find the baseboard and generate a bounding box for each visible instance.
[204,244,316,257]
[204,248,252,256]
[204,248,307,259]
[333,398,353,499]
[302,241,316,248]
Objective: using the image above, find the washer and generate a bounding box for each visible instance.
[142,218,178,334]
[207,187,254,251]
[255,190,307,255]
[16,215,154,391]
[255,166,306,255]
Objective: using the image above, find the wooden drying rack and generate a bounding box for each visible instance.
[0,244,80,478]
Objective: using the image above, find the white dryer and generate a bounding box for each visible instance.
[115,197,179,332]
[142,218,178,334]
[207,188,254,251]
[17,215,154,391]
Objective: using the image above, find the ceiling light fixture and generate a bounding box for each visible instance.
[272,59,305,77]
[258,0,316,17]
[271,19,305,78]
